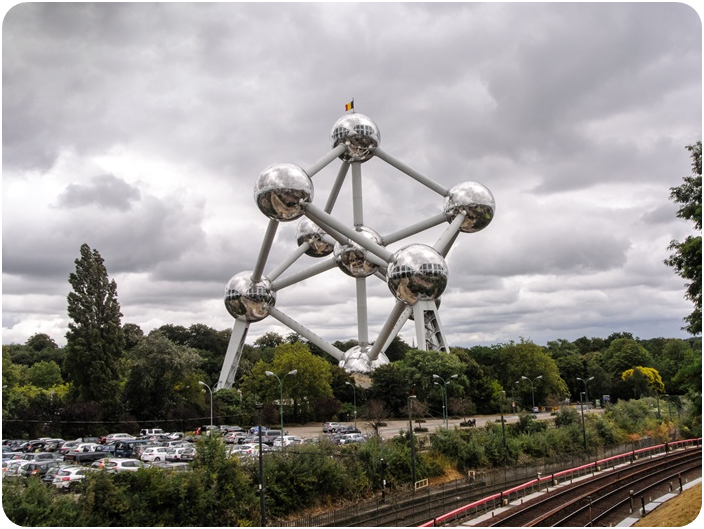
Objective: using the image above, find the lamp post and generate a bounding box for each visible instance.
[576,376,594,411]
[579,391,587,451]
[256,403,266,526]
[499,390,507,457]
[432,374,458,428]
[265,369,297,446]
[521,375,543,412]
[199,381,213,428]
[513,380,520,412]
[408,395,417,486]
[345,381,357,428]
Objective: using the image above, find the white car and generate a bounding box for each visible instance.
[140,446,172,462]
[229,443,264,459]
[338,433,365,445]
[168,446,196,462]
[69,442,102,454]
[272,435,303,448]
[52,466,96,489]
[105,433,136,443]
[92,458,144,472]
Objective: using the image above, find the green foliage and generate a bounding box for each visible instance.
[665,141,702,335]
[64,243,124,407]
[554,407,580,427]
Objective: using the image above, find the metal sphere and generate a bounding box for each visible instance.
[330,113,381,163]
[254,163,313,221]
[334,226,383,278]
[296,218,334,257]
[339,345,389,373]
[224,272,276,322]
[444,181,495,233]
[387,244,448,305]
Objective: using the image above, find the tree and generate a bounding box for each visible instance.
[122,332,203,421]
[64,244,124,407]
[665,141,702,335]
[26,333,58,352]
[621,366,665,399]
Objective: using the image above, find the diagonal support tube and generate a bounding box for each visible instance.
[251,219,279,282]
[269,306,344,361]
[267,242,310,282]
[433,212,466,257]
[306,144,347,177]
[368,299,408,361]
[302,202,394,263]
[383,212,448,245]
[271,257,337,291]
[325,162,350,213]
[374,147,449,197]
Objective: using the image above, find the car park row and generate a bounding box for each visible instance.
[2,423,371,487]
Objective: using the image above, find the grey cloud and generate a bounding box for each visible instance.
[56,174,141,211]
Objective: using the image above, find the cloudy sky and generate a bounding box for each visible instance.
[2,2,702,353]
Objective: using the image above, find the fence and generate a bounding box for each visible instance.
[276,437,675,527]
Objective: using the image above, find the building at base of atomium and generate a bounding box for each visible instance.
[215,110,495,390]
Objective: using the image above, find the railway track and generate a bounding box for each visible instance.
[477,448,701,527]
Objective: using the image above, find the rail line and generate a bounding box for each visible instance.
[419,438,702,527]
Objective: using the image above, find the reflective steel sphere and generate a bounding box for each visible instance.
[254,163,313,221]
[224,271,276,322]
[444,181,495,233]
[334,226,384,278]
[387,244,448,305]
[339,345,389,373]
[296,218,334,257]
[330,113,381,163]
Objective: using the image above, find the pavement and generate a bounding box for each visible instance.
[283,411,560,439]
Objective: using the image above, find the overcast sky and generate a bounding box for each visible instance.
[2,2,702,352]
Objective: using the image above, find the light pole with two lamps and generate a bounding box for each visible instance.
[345,381,357,428]
[432,374,458,428]
[521,375,543,412]
[576,376,594,410]
[265,369,297,446]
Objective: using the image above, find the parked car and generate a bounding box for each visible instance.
[102,433,136,444]
[2,446,23,460]
[58,441,81,456]
[272,435,303,448]
[93,458,144,472]
[336,425,361,434]
[52,466,97,490]
[323,422,342,433]
[228,443,270,459]
[17,460,60,478]
[223,432,247,444]
[140,428,165,437]
[14,452,63,463]
[41,464,64,485]
[338,433,365,445]
[140,446,172,462]
[168,446,196,462]
[113,439,151,458]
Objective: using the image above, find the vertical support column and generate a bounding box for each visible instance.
[352,162,364,228]
[356,278,369,348]
[412,300,449,352]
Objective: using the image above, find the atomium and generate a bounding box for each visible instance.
[215,110,495,390]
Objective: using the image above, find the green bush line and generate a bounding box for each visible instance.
[2,398,697,526]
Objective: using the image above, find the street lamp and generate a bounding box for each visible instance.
[265,369,297,445]
[521,375,543,412]
[345,381,357,428]
[433,374,458,428]
[499,390,507,457]
[256,403,266,526]
[199,381,213,428]
[408,395,417,486]
[576,376,594,410]
[579,391,587,451]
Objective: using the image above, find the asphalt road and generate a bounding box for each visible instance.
[285,408,602,440]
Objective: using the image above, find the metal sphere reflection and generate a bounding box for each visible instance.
[334,226,384,278]
[340,345,390,373]
[254,163,313,221]
[330,113,381,163]
[224,272,276,322]
[444,181,495,233]
[387,244,448,305]
[296,218,334,257]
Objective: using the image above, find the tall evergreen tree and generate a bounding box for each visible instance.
[64,243,124,406]
[665,141,702,335]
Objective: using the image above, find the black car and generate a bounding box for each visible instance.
[19,460,60,478]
